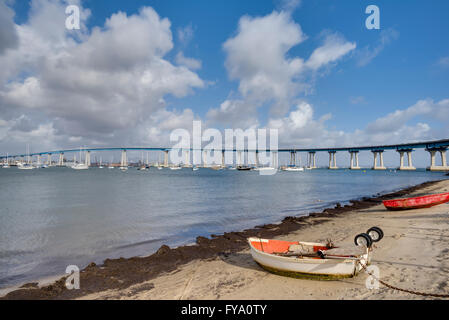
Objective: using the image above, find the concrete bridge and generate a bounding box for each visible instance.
[1,138,449,171]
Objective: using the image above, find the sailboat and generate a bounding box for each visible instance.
[138,152,147,170]
[2,153,10,168]
[71,147,88,170]
[108,156,114,169]
[145,152,150,169]
[156,153,163,170]
[99,157,104,169]
[18,145,34,170]
[282,166,304,172]
[281,154,304,172]
[66,154,76,168]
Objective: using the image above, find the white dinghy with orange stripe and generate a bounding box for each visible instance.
[248,227,383,280]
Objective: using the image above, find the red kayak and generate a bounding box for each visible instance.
[383,192,449,210]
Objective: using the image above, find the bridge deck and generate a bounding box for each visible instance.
[2,139,449,158]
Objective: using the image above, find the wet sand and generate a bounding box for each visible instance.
[2,179,449,300]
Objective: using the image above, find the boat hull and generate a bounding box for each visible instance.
[248,238,370,280]
[282,167,304,172]
[383,192,449,210]
[71,164,88,170]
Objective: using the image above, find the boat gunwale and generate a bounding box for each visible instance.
[383,192,449,209]
[383,192,449,203]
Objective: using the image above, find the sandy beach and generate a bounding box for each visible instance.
[2,179,449,300]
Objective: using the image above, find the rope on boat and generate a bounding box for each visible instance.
[358,261,449,298]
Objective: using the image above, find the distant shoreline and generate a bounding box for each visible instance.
[1,177,446,300]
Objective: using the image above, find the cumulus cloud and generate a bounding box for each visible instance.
[0,0,19,54]
[268,98,448,149]
[222,10,306,114]
[365,99,434,134]
[206,99,260,129]
[266,102,335,147]
[208,10,356,126]
[277,0,302,13]
[0,1,204,153]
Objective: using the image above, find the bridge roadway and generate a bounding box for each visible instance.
[2,138,449,171]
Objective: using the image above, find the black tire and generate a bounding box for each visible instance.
[354,233,373,247]
[367,227,384,242]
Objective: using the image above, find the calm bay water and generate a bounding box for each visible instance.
[0,166,445,288]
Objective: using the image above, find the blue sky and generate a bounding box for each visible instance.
[66,0,449,129]
[0,0,448,166]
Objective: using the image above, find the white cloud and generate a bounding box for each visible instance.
[177,23,194,45]
[208,10,356,127]
[305,33,356,70]
[206,99,260,128]
[0,1,205,153]
[365,99,434,134]
[266,102,334,147]
[0,0,19,54]
[264,98,448,149]
[223,10,306,116]
[277,0,302,13]
[356,28,399,67]
[175,52,202,70]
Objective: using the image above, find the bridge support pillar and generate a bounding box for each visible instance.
[254,151,259,168]
[85,151,91,167]
[37,155,41,165]
[426,148,449,171]
[120,150,128,168]
[162,150,168,168]
[222,150,226,168]
[271,151,278,169]
[372,151,386,170]
[328,151,338,169]
[58,153,64,166]
[349,151,360,169]
[307,152,316,169]
[398,150,415,170]
[184,150,190,167]
[202,150,208,167]
[237,151,243,167]
[47,154,52,166]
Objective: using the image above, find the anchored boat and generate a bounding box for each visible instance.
[248,227,383,280]
[281,166,304,172]
[383,192,449,210]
